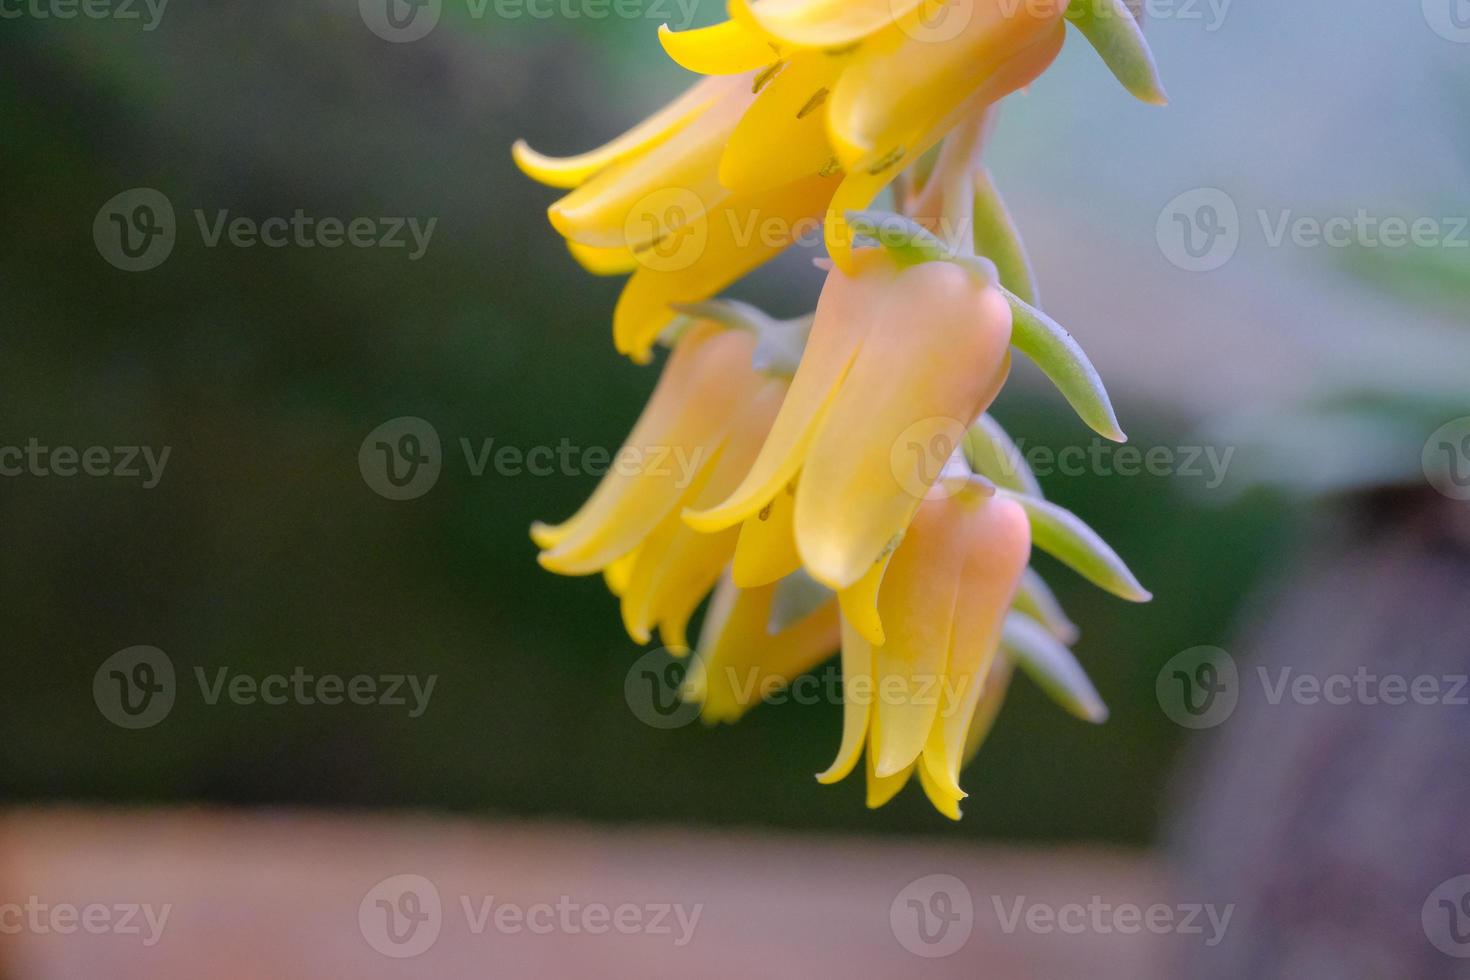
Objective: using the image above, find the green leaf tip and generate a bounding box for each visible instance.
[1002,611,1109,724]
[1001,287,1126,444]
[999,488,1152,603]
[1068,0,1170,106]
[1013,566,1080,645]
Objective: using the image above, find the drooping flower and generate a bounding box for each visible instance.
[684,248,1013,617]
[514,73,841,361]
[533,323,789,648]
[515,0,1170,820]
[818,484,1032,819]
[660,0,1071,269]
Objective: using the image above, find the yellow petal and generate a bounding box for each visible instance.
[827,15,1066,172]
[603,548,640,597]
[568,240,638,276]
[618,464,719,645]
[548,73,756,251]
[684,247,896,531]
[836,548,893,646]
[612,172,840,360]
[865,753,913,809]
[719,51,845,195]
[921,493,1031,798]
[821,22,1066,271]
[538,330,760,573]
[658,19,781,75]
[623,380,787,647]
[693,581,840,723]
[822,165,903,275]
[868,498,967,778]
[815,617,873,784]
[731,0,925,49]
[512,76,728,189]
[795,262,1013,590]
[917,760,964,820]
[731,478,801,588]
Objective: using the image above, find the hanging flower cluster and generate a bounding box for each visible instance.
[517,0,1165,818]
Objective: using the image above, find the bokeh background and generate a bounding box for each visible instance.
[2,0,1468,976]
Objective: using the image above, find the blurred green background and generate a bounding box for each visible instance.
[2,0,1463,844]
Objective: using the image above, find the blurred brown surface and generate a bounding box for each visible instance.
[0,808,1175,979]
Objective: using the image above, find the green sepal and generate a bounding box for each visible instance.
[998,488,1151,603]
[973,168,1041,307]
[1013,566,1080,645]
[1002,286,1126,443]
[1068,0,1169,106]
[1001,611,1108,723]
